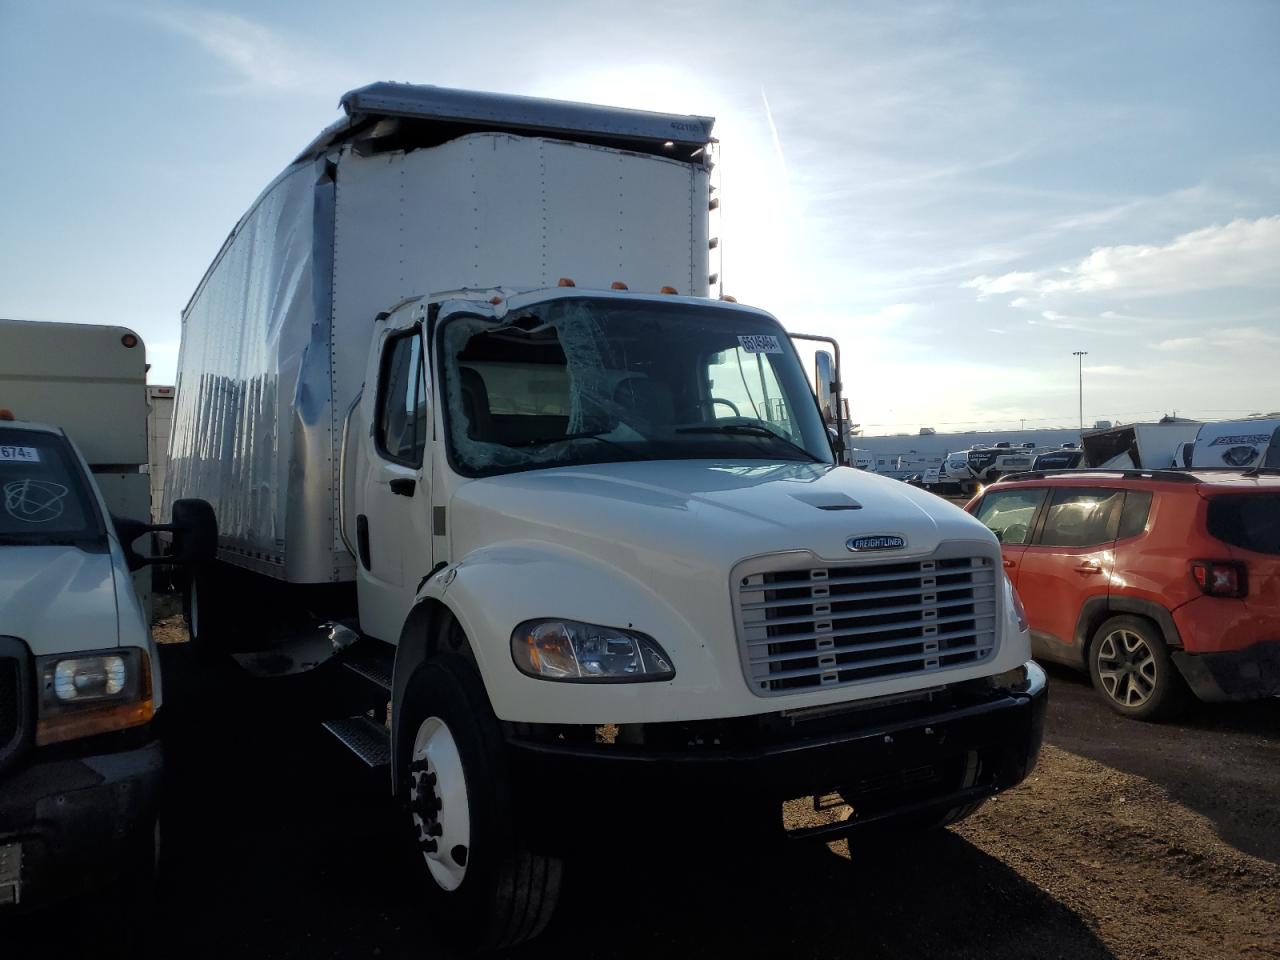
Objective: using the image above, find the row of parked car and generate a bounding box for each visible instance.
[965,466,1280,719]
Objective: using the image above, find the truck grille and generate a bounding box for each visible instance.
[734,554,998,696]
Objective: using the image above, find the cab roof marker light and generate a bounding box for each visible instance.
[720,294,737,303]
[660,286,679,295]
[557,278,576,287]
[489,296,503,305]
[0,409,14,421]
[610,281,629,290]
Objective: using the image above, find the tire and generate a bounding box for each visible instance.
[1088,614,1189,721]
[399,655,562,952]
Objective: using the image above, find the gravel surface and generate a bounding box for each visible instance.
[9,637,1279,959]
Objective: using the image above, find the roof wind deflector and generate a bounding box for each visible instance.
[294,82,715,162]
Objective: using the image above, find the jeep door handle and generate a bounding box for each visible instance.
[389,477,416,497]
[1075,560,1102,574]
[1002,559,1016,569]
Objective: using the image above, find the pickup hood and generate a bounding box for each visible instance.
[0,545,120,656]
[449,460,997,573]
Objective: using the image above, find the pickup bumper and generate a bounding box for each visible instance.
[1173,641,1280,702]
[505,662,1046,850]
[0,736,162,910]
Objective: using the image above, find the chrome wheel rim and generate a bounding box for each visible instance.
[410,716,470,891]
[1097,629,1157,707]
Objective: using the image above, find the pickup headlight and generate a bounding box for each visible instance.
[511,620,675,682]
[35,647,154,745]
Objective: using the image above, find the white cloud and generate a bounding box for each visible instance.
[145,7,339,92]
[1155,336,1204,351]
[964,215,1280,300]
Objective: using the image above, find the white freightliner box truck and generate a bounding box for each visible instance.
[164,83,1046,950]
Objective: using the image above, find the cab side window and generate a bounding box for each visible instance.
[1039,489,1123,547]
[377,331,428,466]
[975,488,1046,544]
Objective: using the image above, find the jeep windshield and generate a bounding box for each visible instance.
[0,427,105,545]
[440,297,833,477]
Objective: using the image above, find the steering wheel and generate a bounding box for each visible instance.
[711,397,740,417]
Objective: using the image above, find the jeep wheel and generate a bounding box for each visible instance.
[400,655,562,951]
[1089,615,1188,721]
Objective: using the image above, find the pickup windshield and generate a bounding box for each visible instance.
[0,427,104,544]
[440,297,833,476]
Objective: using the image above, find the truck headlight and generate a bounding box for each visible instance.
[511,620,675,682]
[35,647,154,745]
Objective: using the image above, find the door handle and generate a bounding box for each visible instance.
[1075,560,1102,574]
[389,477,416,497]
[1002,559,1016,569]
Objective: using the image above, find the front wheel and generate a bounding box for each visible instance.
[1088,615,1188,721]
[401,656,562,951]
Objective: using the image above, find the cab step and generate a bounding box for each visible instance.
[342,642,393,693]
[321,715,391,770]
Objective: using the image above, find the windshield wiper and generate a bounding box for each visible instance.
[675,424,823,462]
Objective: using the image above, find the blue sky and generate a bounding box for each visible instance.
[1,0,1276,432]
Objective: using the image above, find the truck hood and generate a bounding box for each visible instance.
[449,460,997,572]
[0,545,120,656]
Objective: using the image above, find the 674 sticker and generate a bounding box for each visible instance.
[0,445,41,463]
[738,335,783,354]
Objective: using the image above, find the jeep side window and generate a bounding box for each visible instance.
[1038,489,1123,547]
[1118,490,1153,540]
[975,488,1046,544]
[377,331,427,466]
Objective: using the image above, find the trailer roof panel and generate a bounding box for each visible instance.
[297,82,715,161]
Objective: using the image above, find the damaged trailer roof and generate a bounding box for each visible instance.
[296,81,716,163]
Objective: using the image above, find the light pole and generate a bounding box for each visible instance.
[1073,351,1088,439]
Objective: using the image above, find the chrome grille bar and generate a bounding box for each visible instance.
[733,552,999,696]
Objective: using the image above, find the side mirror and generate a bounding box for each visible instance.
[109,498,217,572]
[171,498,218,567]
[814,351,836,425]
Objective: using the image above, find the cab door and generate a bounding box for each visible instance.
[353,314,433,643]
[1016,487,1124,663]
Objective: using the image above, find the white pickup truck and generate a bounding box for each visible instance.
[0,322,212,911]
[164,83,1046,950]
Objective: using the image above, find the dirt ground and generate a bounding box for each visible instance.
[8,630,1279,959]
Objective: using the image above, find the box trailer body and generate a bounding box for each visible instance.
[164,116,708,584]
[1082,421,1202,470]
[165,83,1045,949]
[146,385,175,524]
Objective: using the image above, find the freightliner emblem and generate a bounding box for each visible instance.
[846,535,906,552]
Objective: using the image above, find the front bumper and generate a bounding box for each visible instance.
[1172,641,1280,702]
[505,662,1046,849]
[0,736,162,910]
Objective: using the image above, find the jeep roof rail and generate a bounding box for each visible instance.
[996,468,1203,484]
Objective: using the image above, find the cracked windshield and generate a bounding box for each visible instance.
[441,298,832,475]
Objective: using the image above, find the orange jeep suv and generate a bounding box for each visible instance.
[966,469,1280,719]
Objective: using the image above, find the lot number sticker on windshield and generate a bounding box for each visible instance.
[0,446,41,464]
[738,335,783,354]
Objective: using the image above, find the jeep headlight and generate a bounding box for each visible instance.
[511,620,675,682]
[35,647,154,745]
